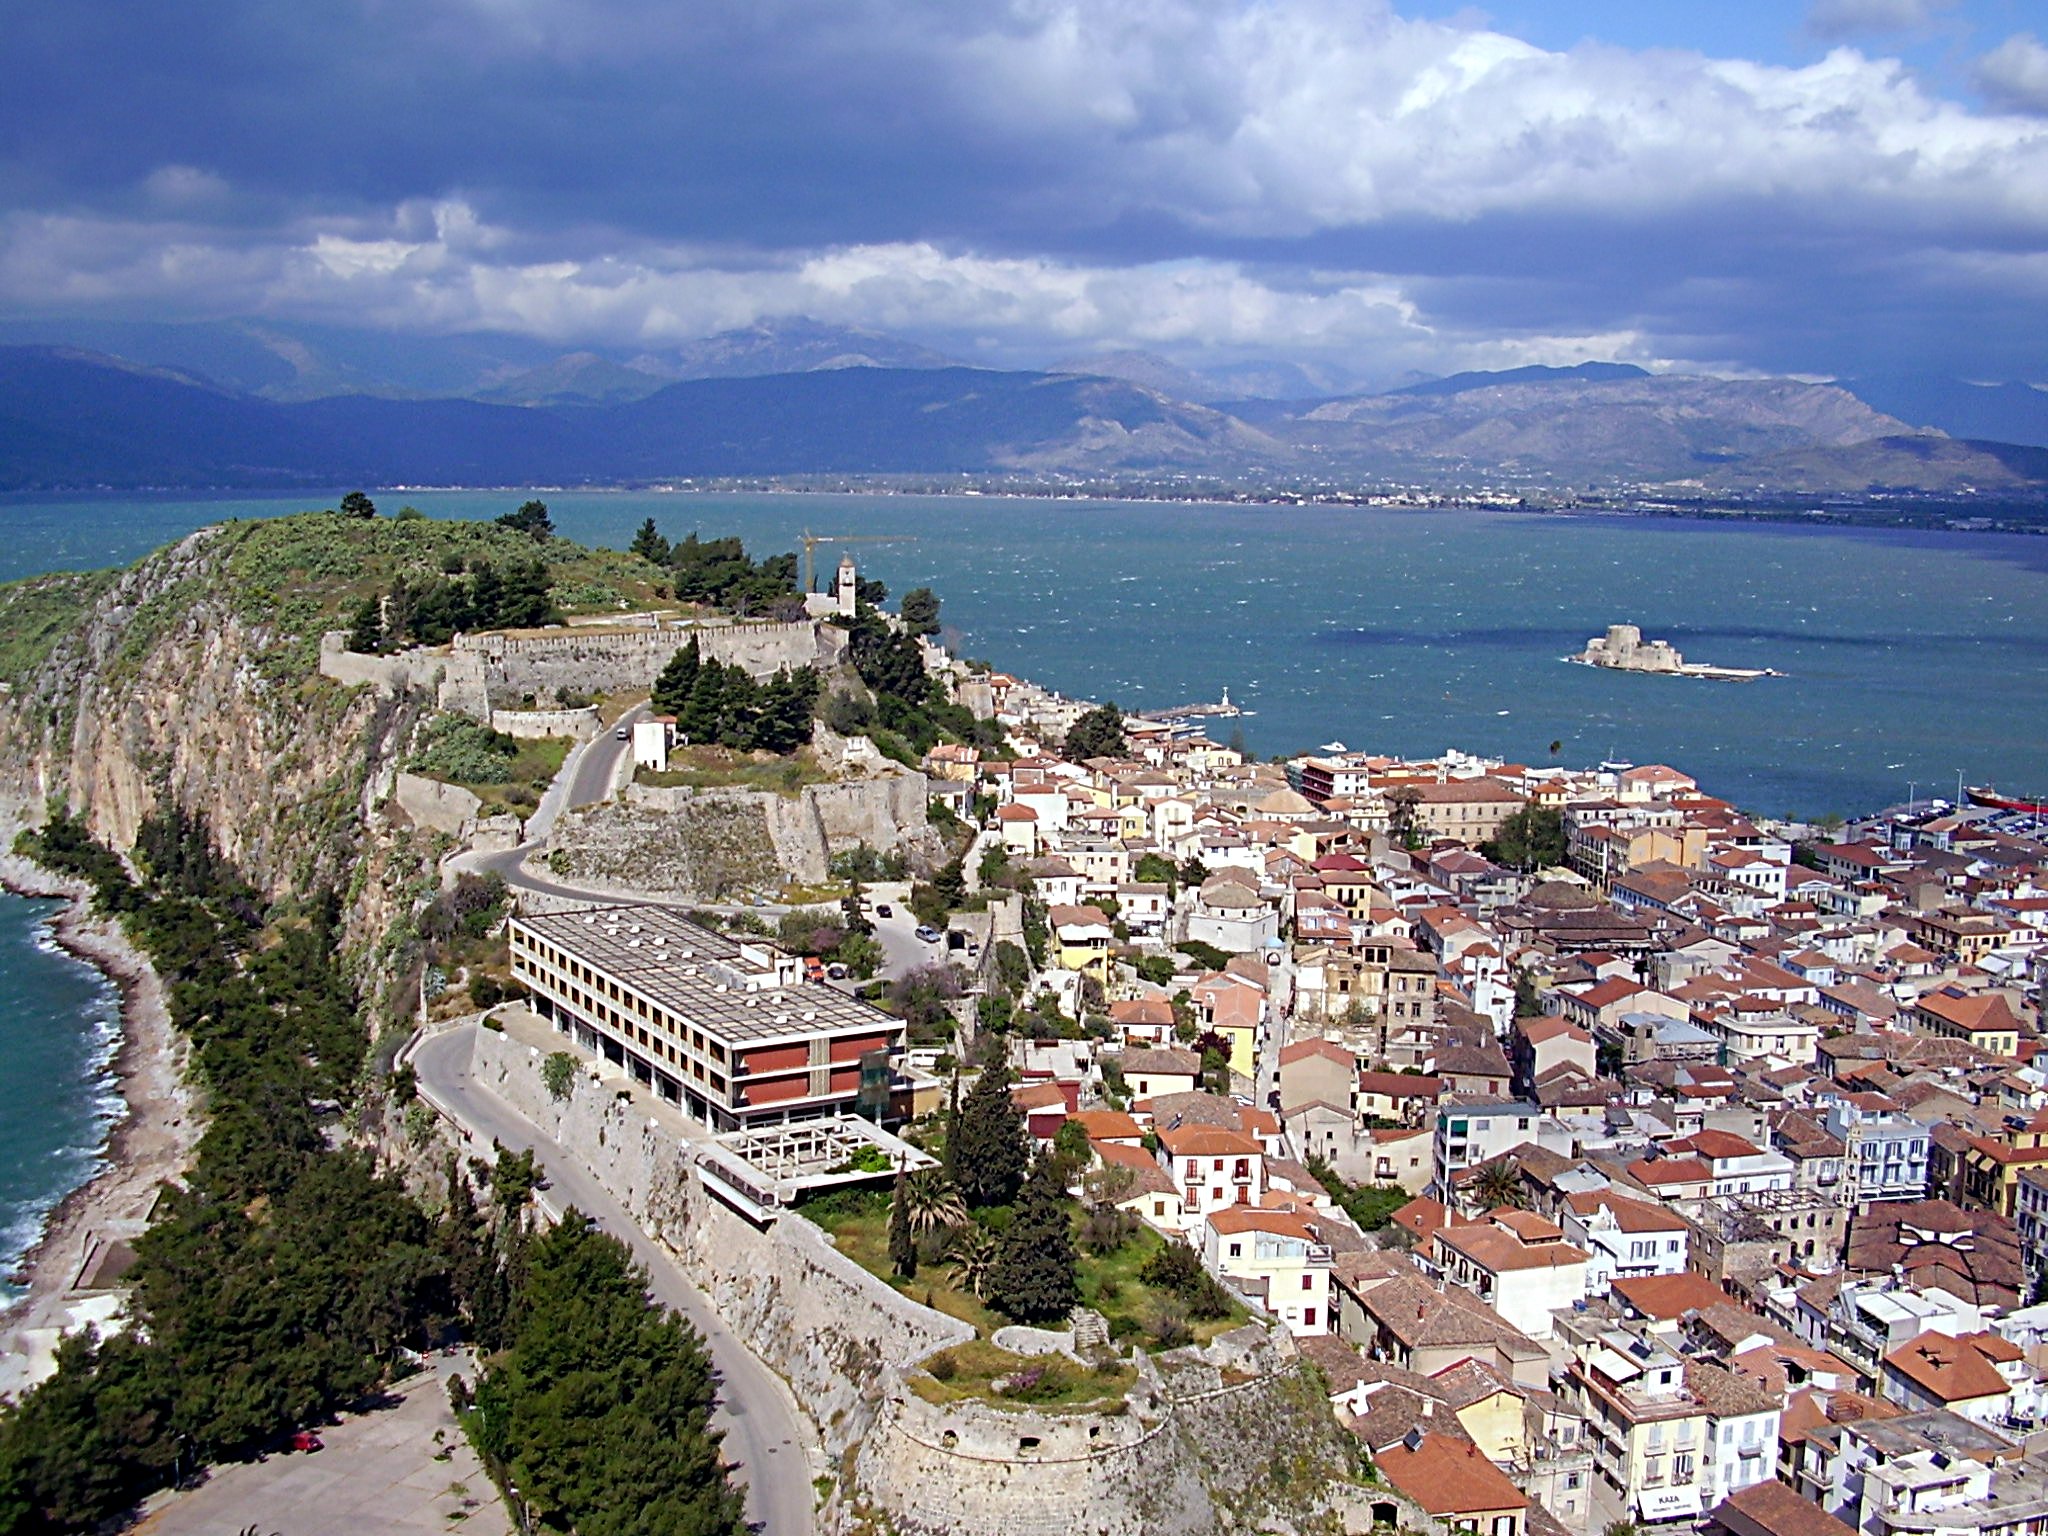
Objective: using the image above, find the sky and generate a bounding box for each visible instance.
[3,0,2046,388]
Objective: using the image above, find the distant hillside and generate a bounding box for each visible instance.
[474,353,673,406]
[1844,375,2048,450]
[1690,434,2048,495]
[3,343,2042,494]
[1389,362,1653,398]
[1282,372,1925,481]
[660,318,965,381]
[0,348,1281,489]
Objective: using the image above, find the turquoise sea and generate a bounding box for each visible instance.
[0,895,123,1302]
[3,486,2046,1272]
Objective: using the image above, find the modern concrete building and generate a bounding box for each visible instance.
[508,904,903,1130]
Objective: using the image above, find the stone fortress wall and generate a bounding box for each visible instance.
[544,774,937,897]
[458,620,841,709]
[322,617,845,721]
[464,1023,1375,1536]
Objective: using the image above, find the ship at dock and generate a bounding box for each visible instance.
[1567,623,1780,682]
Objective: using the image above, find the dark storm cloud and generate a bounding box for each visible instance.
[3,0,2045,382]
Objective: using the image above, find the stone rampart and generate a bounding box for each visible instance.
[464,1023,1360,1536]
[468,1021,973,1450]
[458,620,838,708]
[394,771,481,837]
[489,705,601,740]
[544,772,936,899]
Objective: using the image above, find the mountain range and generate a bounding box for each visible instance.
[0,331,2043,497]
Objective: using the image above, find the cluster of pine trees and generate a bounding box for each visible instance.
[469,1217,745,1536]
[0,812,448,1531]
[0,813,742,1536]
[650,637,820,754]
[629,526,802,616]
[345,555,558,653]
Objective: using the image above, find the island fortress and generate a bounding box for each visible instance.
[1569,622,1774,681]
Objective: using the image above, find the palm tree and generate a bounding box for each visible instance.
[946,1223,1000,1300]
[1469,1157,1528,1212]
[902,1169,969,1236]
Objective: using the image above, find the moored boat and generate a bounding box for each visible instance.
[1966,785,2048,815]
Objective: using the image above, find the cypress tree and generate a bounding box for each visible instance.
[991,1157,1079,1324]
[888,1168,917,1279]
[946,1063,1029,1210]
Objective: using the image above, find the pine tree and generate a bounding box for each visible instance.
[652,638,703,719]
[345,596,383,653]
[630,517,671,564]
[888,1169,917,1279]
[946,1063,1029,1209]
[339,490,377,519]
[899,587,941,637]
[991,1157,1078,1324]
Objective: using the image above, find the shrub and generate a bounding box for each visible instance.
[541,1051,577,1102]
[999,1361,1069,1402]
[925,1351,958,1383]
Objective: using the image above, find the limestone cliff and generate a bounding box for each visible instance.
[0,527,435,959]
[0,511,652,965]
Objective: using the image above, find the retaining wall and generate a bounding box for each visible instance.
[489,705,601,740]
[465,1024,1361,1536]
[394,771,480,837]
[469,1022,973,1449]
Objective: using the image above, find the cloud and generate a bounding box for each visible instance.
[1,1,2046,384]
[1805,0,1954,41]
[1977,33,2048,115]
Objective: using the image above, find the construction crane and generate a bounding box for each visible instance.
[799,531,917,593]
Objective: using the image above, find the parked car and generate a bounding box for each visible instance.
[875,903,894,918]
[915,924,943,943]
[288,1430,324,1453]
[825,962,848,980]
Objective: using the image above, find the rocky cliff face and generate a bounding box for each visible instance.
[0,526,441,962]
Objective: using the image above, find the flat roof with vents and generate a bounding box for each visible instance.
[512,903,897,1047]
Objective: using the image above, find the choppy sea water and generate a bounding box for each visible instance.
[6,488,2044,818]
[0,894,124,1304]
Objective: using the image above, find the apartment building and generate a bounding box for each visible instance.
[507,904,904,1131]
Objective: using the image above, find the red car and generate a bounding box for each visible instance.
[288,1430,324,1453]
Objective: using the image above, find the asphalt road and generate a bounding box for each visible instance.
[457,706,644,903]
[413,1027,816,1536]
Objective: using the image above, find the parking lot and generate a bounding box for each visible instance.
[132,1358,510,1536]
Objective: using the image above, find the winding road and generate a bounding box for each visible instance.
[412,1025,817,1536]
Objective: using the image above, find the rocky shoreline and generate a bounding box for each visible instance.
[0,847,198,1400]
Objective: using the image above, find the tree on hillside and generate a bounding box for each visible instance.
[345,596,383,654]
[947,1063,1029,1209]
[496,499,554,541]
[339,490,377,519]
[652,638,702,719]
[900,587,941,637]
[991,1157,1079,1324]
[1063,702,1126,762]
[630,517,671,564]
[888,1169,918,1279]
[1480,804,1566,871]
